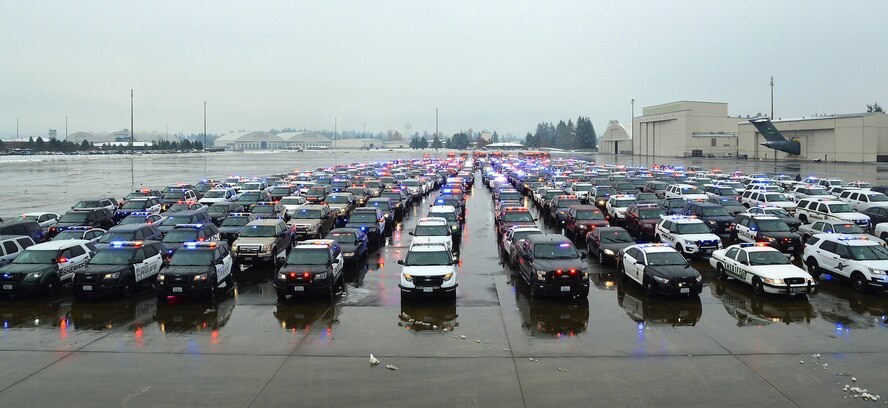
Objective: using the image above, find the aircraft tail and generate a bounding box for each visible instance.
[749,118,787,142]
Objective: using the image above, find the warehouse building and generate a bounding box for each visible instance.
[213,131,333,150]
[599,121,632,154]
[737,113,888,163]
[278,132,332,150]
[632,101,738,158]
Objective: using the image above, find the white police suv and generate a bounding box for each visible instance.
[804,234,888,293]
[654,215,722,257]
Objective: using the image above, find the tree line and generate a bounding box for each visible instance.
[0,136,203,152]
[524,117,597,150]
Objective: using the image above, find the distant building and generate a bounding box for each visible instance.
[334,138,379,149]
[66,130,177,145]
[738,113,888,163]
[599,121,632,154]
[278,132,333,150]
[632,101,738,158]
[480,131,493,142]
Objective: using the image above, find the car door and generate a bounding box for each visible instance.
[832,244,853,278]
[816,240,841,273]
[215,247,233,282]
[332,245,344,280]
[0,240,15,267]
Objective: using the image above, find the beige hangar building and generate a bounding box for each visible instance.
[632,101,739,158]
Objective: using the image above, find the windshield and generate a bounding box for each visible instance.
[307,188,326,195]
[614,199,636,208]
[574,185,593,191]
[349,213,377,223]
[73,201,99,208]
[160,216,193,226]
[401,180,419,186]
[252,206,275,214]
[381,193,402,201]
[500,192,522,201]
[164,191,186,199]
[329,232,358,243]
[17,215,40,222]
[169,251,213,266]
[122,201,149,209]
[239,225,276,237]
[533,243,578,259]
[600,230,634,244]
[576,210,604,220]
[502,212,534,222]
[869,194,888,202]
[680,186,701,194]
[238,193,261,202]
[327,195,351,204]
[414,225,449,236]
[293,209,323,219]
[98,231,137,243]
[764,194,790,202]
[167,204,193,212]
[286,248,330,265]
[119,216,148,225]
[431,212,457,221]
[204,190,226,198]
[638,208,666,218]
[60,212,90,223]
[208,204,231,214]
[701,207,730,217]
[221,217,250,227]
[595,188,615,196]
[645,252,688,266]
[674,223,712,234]
[405,250,451,266]
[370,202,392,210]
[513,230,542,241]
[720,199,742,206]
[848,245,888,261]
[163,230,199,243]
[90,249,136,265]
[756,219,790,232]
[833,224,864,234]
[13,250,58,264]
[269,187,291,194]
[53,230,86,240]
[764,208,790,217]
[279,198,303,206]
[827,204,854,213]
[716,188,735,195]
[747,250,791,266]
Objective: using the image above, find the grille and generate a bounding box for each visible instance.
[413,275,444,287]
[74,274,98,283]
[696,240,718,248]
[675,278,697,287]
[785,277,806,285]
[168,275,187,283]
[238,245,261,253]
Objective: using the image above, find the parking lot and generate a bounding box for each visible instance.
[0,152,886,407]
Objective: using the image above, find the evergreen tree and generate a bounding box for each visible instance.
[444,137,452,149]
[450,132,470,150]
[492,131,499,143]
[431,134,443,149]
[35,136,45,150]
[418,137,429,149]
[409,136,420,149]
[868,103,884,113]
[27,136,34,148]
[0,139,5,150]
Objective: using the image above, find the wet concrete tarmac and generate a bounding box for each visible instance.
[1,154,888,407]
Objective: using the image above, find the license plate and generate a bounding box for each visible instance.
[294,286,305,292]
[792,287,807,293]
[2,284,11,290]
[172,287,183,293]
[243,257,254,262]
[560,286,571,292]
[422,287,434,293]
[787,247,794,251]
[680,288,690,294]
[82,285,92,291]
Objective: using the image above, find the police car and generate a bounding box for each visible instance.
[274,239,345,300]
[732,214,801,255]
[804,234,888,293]
[398,242,458,300]
[154,241,234,299]
[605,194,638,224]
[117,212,164,226]
[73,241,167,298]
[114,197,162,222]
[618,244,703,296]
[795,198,870,228]
[51,226,106,243]
[409,217,453,252]
[161,223,221,253]
[0,240,96,296]
[711,243,816,296]
[654,216,722,257]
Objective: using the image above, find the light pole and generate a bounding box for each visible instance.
[770,77,776,166]
[130,89,134,191]
[203,101,207,177]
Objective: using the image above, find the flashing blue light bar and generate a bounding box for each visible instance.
[558,243,571,248]
[110,241,125,248]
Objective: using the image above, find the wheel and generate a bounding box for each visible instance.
[653,235,661,243]
[716,264,727,280]
[120,277,135,298]
[207,278,218,300]
[881,232,888,242]
[802,234,810,244]
[799,215,808,223]
[752,278,765,296]
[643,278,656,296]
[806,257,821,277]
[276,290,287,301]
[851,272,869,293]
[676,244,685,257]
[43,275,60,296]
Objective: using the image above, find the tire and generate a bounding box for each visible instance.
[643,278,656,296]
[529,282,540,298]
[120,277,135,298]
[207,278,218,300]
[43,275,60,296]
[276,290,287,301]
[716,264,727,280]
[802,234,810,244]
[881,232,888,242]
[752,278,765,296]
[851,272,869,293]
[676,244,685,257]
[806,257,821,277]
[654,235,661,243]
[156,292,167,301]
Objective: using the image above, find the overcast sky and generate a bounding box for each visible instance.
[1,0,886,139]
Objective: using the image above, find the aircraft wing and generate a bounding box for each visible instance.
[749,118,787,142]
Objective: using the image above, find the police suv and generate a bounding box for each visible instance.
[73,240,166,298]
[0,240,96,296]
[654,215,722,257]
[795,198,870,228]
[711,243,816,296]
[155,241,234,299]
[398,242,458,300]
[804,234,888,293]
[605,194,638,225]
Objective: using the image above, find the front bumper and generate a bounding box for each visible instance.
[155,279,215,296]
[528,280,590,297]
[0,280,44,294]
[651,279,703,296]
[73,277,126,296]
[234,252,274,264]
[273,279,335,294]
[399,283,458,296]
[762,281,818,295]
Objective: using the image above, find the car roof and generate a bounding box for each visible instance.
[246,219,284,226]
[526,234,572,244]
[417,217,447,224]
[429,205,456,212]
[630,243,676,253]
[813,233,878,245]
[108,224,153,232]
[0,235,30,241]
[30,240,90,250]
[662,216,703,223]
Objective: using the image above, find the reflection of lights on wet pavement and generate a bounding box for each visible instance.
[835,323,850,337]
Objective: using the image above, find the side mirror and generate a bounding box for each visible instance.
[408,232,415,236]
[331,258,339,264]
[636,260,645,266]
[580,252,587,259]
[214,259,224,265]
[397,259,404,265]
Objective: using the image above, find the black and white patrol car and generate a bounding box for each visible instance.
[618,244,703,296]
[0,240,96,296]
[274,239,345,300]
[73,241,167,298]
[710,243,816,296]
[804,234,888,293]
[654,216,722,257]
[160,223,220,253]
[154,241,234,299]
[731,214,801,256]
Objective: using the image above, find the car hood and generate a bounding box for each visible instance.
[532,258,586,271]
[682,234,720,242]
[291,219,322,226]
[577,220,610,228]
[761,231,800,240]
[411,236,451,246]
[280,264,329,273]
[234,237,275,245]
[81,264,130,274]
[402,264,455,277]
[344,222,376,229]
[219,226,246,234]
[856,260,888,269]
[747,264,809,279]
[704,216,734,223]
[646,264,700,279]
[0,264,55,274]
[600,242,635,252]
[163,265,212,276]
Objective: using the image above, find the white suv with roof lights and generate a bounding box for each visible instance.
[654,216,722,257]
[398,242,457,299]
[804,234,888,292]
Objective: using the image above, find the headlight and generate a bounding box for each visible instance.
[651,275,669,284]
[695,275,703,282]
[343,252,354,257]
[157,274,165,282]
[103,272,120,280]
[231,244,239,252]
[278,273,286,280]
[403,274,413,282]
[535,269,547,281]
[869,268,885,275]
[29,272,42,278]
[763,277,784,285]
[604,249,615,256]
[443,273,453,281]
[315,272,327,280]
[194,273,208,281]
[579,224,587,229]
[806,277,816,284]
[707,220,717,225]
[766,237,776,242]
[451,225,458,230]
